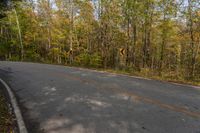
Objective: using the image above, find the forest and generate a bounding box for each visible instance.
[0,0,200,84]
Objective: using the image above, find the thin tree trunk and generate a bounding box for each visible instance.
[14,8,24,61]
[126,18,130,66]
[69,0,74,64]
[188,0,195,78]
[160,9,167,72]
[133,24,137,66]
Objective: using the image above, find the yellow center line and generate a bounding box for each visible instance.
[56,72,200,118]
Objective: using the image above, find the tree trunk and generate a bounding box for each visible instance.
[69,0,74,64]
[188,0,195,78]
[14,8,24,61]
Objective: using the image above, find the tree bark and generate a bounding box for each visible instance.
[14,8,24,61]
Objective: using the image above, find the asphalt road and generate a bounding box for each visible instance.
[0,61,200,133]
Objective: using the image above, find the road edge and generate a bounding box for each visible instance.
[2,61,199,89]
[0,78,28,133]
[69,66,200,89]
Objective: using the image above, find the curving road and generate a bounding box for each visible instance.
[0,61,200,133]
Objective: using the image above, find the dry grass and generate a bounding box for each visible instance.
[0,90,16,133]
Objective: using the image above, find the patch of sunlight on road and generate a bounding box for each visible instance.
[42,117,71,130]
[109,121,129,133]
[110,93,139,104]
[42,86,57,96]
[40,98,55,105]
[110,94,129,100]
[41,117,96,133]
[40,116,137,133]
[87,99,111,110]
[63,95,111,111]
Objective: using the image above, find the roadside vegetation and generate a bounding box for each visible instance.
[0,89,16,133]
[0,0,200,85]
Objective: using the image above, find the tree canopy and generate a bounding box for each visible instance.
[0,0,21,18]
